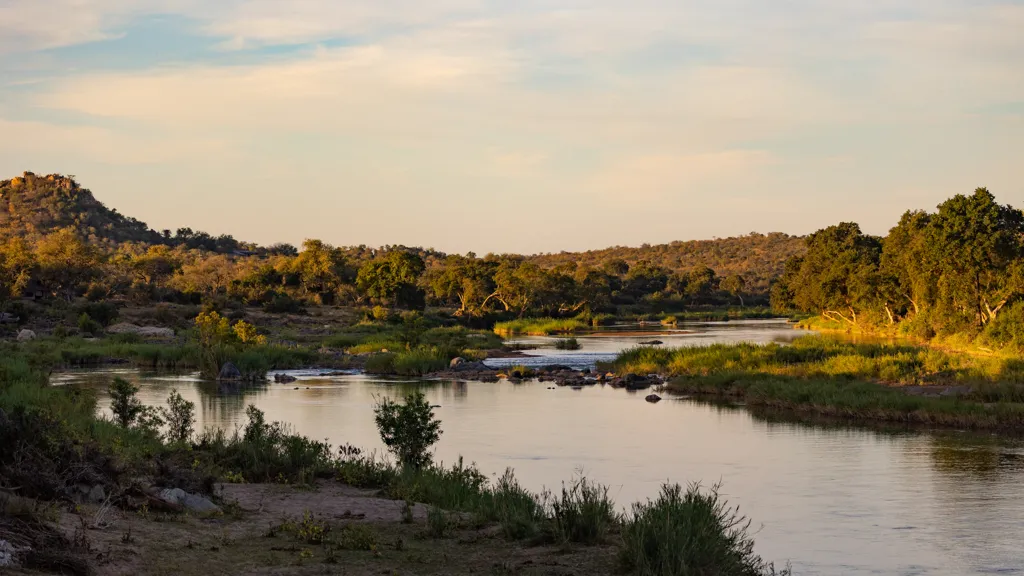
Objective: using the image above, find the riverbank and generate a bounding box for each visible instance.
[0,345,789,576]
[607,336,1024,430]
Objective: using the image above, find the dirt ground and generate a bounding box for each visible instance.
[18,482,619,576]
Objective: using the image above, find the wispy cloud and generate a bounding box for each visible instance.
[0,0,1022,252]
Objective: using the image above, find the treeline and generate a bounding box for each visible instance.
[0,228,755,319]
[0,173,794,319]
[772,188,1024,348]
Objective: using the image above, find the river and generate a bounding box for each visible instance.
[52,320,1024,575]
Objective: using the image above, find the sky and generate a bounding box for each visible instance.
[1,0,1022,254]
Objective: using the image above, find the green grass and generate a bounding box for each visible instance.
[493,317,587,336]
[608,336,1024,429]
[621,483,790,576]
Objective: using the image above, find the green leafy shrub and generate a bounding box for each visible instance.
[374,391,442,469]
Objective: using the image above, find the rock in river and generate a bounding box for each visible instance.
[645,394,662,403]
[218,362,242,381]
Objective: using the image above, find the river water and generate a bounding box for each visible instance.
[52,320,1024,575]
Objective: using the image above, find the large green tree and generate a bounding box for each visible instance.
[357,250,426,309]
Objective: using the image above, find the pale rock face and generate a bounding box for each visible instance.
[16,329,36,341]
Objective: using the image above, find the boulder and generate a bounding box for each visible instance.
[218,362,242,381]
[274,373,297,383]
[0,539,17,568]
[87,484,107,504]
[449,357,466,369]
[16,329,35,342]
[0,312,18,324]
[137,326,175,338]
[106,323,142,334]
[156,488,221,514]
[622,373,652,391]
[645,394,662,403]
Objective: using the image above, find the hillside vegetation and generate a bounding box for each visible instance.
[0,173,800,321]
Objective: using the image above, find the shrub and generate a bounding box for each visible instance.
[426,506,453,538]
[554,338,581,351]
[620,483,789,576]
[77,313,102,336]
[374,392,442,469]
[160,389,195,444]
[547,475,617,545]
[108,378,145,428]
[478,469,545,540]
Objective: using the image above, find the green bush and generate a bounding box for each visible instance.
[547,475,617,545]
[554,338,581,350]
[621,483,789,576]
[374,391,442,469]
[77,313,102,336]
[159,389,195,444]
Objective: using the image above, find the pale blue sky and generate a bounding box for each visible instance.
[1,0,1022,253]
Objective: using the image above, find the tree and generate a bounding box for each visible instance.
[428,255,497,316]
[291,239,349,303]
[926,188,1024,326]
[720,274,746,306]
[0,237,35,306]
[373,391,442,469]
[357,251,427,309]
[34,228,99,301]
[788,223,882,325]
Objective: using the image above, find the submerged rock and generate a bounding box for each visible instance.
[274,373,297,383]
[639,340,663,346]
[218,362,242,381]
[645,394,662,403]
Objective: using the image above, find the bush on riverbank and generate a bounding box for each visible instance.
[622,482,790,576]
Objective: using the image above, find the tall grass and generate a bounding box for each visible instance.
[610,336,1024,429]
[621,483,789,576]
[493,317,587,336]
[547,475,618,545]
[610,336,1024,387]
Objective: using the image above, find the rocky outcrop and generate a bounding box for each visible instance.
[274,373,297,383]
[137,326,174,338]
[107,323,174,338]
[218,362,242,381]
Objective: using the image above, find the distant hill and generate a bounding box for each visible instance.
[0,172,806,292]
[0,172,162,247]
[525,233,806,294]
[0,172,261,254]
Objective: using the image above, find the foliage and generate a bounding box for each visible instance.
[373,391,442,469]
[773,188,1024,348]
[554,337,581,350]
[108,378,146,429]
[547,475,618,545]
[159,389,195,444]
[621,483,789,576]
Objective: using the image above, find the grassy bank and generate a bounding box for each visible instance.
[493,317,588,336]
[7,335,326,373]
[608,337,1024,429]
[0,345,791,575]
